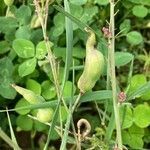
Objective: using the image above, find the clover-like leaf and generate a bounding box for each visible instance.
[15,98,30,115]
[36,41,53,59]
[122,125,144,149]
[132,5,148,18]
[115,52,134,67]
[126,31,143,45]
[13,39,35,58]
[134,104,150,128]
[16,115,33,131]
[119,19,131,34]
[26,79,41,95]
[0,57,16,99]
[120,105,133,129]
[18,57,37,77]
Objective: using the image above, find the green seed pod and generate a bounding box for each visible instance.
[4,0,14,6]
[12,84,45,104]
[36,108,54,123]
[77,28,104,93]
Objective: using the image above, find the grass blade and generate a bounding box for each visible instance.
[0,90,112,112]
[0,128,21,150]
[60,0,73,149]
[6,108,20,150]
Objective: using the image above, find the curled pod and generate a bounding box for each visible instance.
[77,28,104,93]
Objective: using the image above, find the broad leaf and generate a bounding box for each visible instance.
[126,31,143,45]
[115,52,134,67]
[18,57,37,77]
[0,57,16,99]
[13,39,35,58]
[134,104,150,128]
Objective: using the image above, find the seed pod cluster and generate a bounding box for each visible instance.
[12,84,53,123]
[77,28,104,93]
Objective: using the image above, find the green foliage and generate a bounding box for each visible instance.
[16,115,33,131]
[126,31,143,45]
[134,104,150,128]
[115,52,134,67]
[18,57,37,77]
[132,5,148,18]
[0,0,150,149]
[122,125,144,149]
[13,39,35,58]
[0,57,16,99]
[15,98,30,115]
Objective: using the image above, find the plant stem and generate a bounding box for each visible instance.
[109,0,122,149]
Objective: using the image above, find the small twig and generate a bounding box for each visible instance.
[77,119,91,150]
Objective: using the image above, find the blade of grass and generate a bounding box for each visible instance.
[0,90,112,113]
[43,100,60,150]
[105,110,115,141]
[60,0,73,149]
[53,5,89,32]
[0,128,21,150]
[53,4,105,45]
[6,108,20,150]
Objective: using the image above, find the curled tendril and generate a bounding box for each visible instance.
[77,118,91,140]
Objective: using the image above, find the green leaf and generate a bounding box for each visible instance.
[120,105,133,129]
[73,47,85,59]
[13,39,35,58]
[134,104,150,128]
[54,13,65,26]
[15,98,30,115]
[26,79,41,95]
[119,19,131,34]
[132,5,148,18]
[70,0,87,5]
[128,81,150,101]
[115,52,134,67]
[0,57,16,99]
[36,41,53,59]
[15,26,31,40]
[15,5,31,25]
[41,80,56,100]
[0,17,18,33]
[63,81,76,97]
[122,125,144,149]
[126,31,143,45]
[52,25,65,37]
[81,6,98,23]
[16,115,33,131]
[18,57,37,77]
[0,41,10,54]
[127,0,150,6]
[94,0,109,5]
[34,120,48,132]
[128,74,146,95]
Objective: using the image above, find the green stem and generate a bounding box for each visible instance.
[109,0,122,149]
